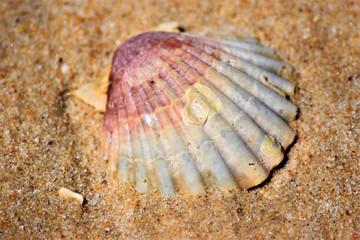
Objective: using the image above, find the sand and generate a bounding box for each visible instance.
[0,0,359,239]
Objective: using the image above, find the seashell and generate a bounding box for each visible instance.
[99,31,297,196]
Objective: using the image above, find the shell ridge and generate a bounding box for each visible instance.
[134,121,153,192]
[202,111,269,188]
[108,84,121,171]
[129,69,178,195]
[126,77,155,192]
[179,34,284,73]
[177,41,297,121]
[139,62,205,194]
[186,84,270,180]
[168,54,284,171]
[99,103,113,164]
[206,41,286,75]
[148,58,187,98]
[182,85,267,188]
[119,75,148,183]
[152,58,242,189]
[162,47,295,150]
[112,69,171,194]
[161,49,282,182]
[101,78,130,174]
[180,33,276,57]
[179,36,296,96]
[213,40,276,57]
[190,84,281,173]
[199,87,283,171]
[100,78,118,164]
[108,81,134,180]
[167,47,296,148]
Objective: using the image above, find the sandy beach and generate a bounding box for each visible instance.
[0,0,359,238]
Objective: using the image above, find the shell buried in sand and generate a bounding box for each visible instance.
[82,31,297,196]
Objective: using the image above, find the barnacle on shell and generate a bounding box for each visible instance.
[97,31,297,195]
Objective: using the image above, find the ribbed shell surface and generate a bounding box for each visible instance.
[100,32,297,195]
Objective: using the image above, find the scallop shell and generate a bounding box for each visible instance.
[100,32,297,195]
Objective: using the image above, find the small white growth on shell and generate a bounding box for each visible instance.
[142,114,159,128]
[260,135,282,157]
[61,64,69,74]
[59,187,84,205]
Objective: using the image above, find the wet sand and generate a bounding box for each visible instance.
[0,0,359,239]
